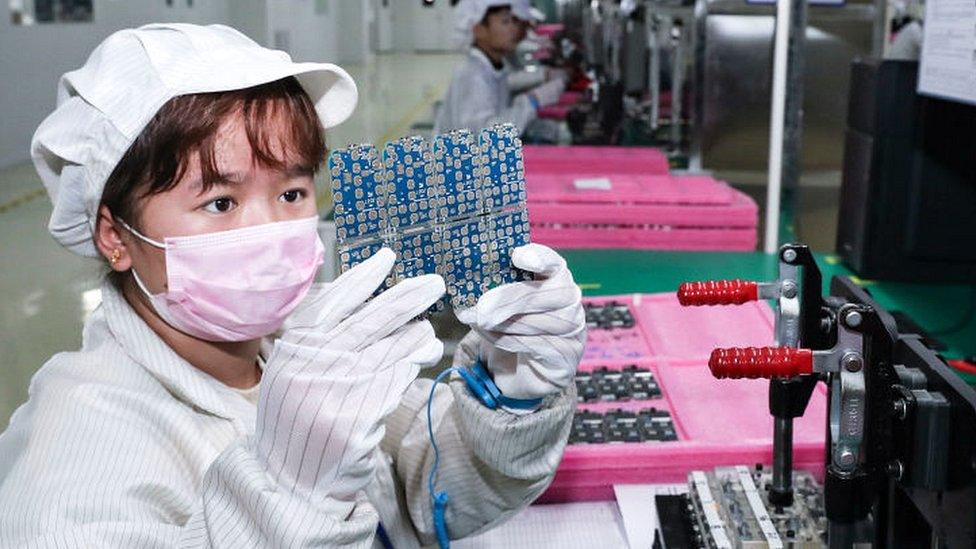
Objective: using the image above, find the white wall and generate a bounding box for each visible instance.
[0,0,371,168]
[268,0,334,62]
[385,1,461,54]
[388,0,412,52]
[372,0,393,53]
[228,0,268,44]
[0,0,235,168]
[409,0,454,52]
[335,0,368,65]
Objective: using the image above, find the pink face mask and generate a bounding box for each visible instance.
[120,216,324,342]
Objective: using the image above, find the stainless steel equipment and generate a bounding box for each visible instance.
[550,0,883,179]
[691,1,881,177]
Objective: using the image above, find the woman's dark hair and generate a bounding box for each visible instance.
[100,76,326,232]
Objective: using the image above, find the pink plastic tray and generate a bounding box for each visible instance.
[538,104,572,120]
[529,225,757,251]
[582,293,775,365]
[523,173,758,251]
[526,191,757,226]
[532,49,553,61]
[537,92,585,120]
[522,145,670,176]
[541,294,827,502]
[535,24,564,38]
[559,91,583,105]
[526,174,737,206]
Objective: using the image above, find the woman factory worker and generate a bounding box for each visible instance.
[0,24,585,548]
[434,0,567,135]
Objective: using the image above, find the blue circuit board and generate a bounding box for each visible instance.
[432,129,482,222]
[330,143,386,241]
[331,124,530,309]
[479,125,526,212]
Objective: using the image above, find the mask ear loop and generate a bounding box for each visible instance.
[115,218,166,299]
[129,267,162,300]
[117,218,166,249]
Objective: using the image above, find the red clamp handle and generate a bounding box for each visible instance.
[677,280,759,306]
[709,347,814,379]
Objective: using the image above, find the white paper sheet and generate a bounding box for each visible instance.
[614,484,687,549]
[453,501,629,549]
[573,177,613,190]
[919,0,976,105]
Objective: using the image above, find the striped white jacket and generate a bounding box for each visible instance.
[0,282,575,547]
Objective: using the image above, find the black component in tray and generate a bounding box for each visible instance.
[584,301,635,330]
[569,407,678,444]
[576,365,662,403]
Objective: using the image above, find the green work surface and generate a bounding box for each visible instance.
[562,249,976,381]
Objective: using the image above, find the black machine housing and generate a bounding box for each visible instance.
[836,58,976,283]
[812,276,976,547]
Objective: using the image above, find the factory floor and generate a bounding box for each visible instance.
[0,52,461,427]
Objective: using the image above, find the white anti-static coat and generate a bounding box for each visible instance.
[435,48,539,135]
[0,282,575,547]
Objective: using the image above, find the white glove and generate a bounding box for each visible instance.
[528,78,566,108]
[256,248,445,514]
[455,243,585,411]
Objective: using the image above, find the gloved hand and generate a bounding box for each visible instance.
[528,78,566,108]
[455,243,585,412]
[255,248,445,512]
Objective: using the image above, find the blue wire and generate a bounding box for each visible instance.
[427,367,458,499]
[425,362,541,549]
[427,367,461,549]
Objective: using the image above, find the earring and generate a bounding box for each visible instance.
[110,248,122,266]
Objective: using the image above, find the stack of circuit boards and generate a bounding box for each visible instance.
[330,124,530,309]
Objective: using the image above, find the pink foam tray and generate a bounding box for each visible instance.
[559,91,583,105]
[529,225,758,252]
[537,104,572,120]
[540,293,827,502]
[535,24,565,38]
[528,173,737,206]
[581,292,775,364]
[532,49,553,61]
[524,173,758,251]
[522,145,671,176]
[537,92,586,120]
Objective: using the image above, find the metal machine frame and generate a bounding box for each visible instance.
[679,245,976,547]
